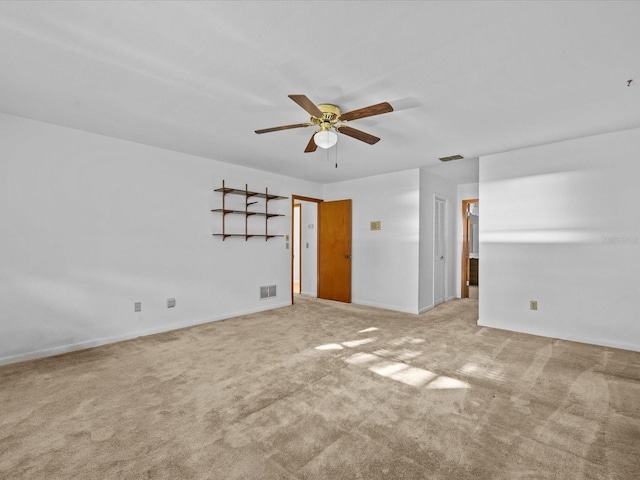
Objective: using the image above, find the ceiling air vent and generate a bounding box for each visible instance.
[438,154,464,162]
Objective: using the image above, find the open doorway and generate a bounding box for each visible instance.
[461,199,479,299]
[293,204,301,294]
[291,195,321,304]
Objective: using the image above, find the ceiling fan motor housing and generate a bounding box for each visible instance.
[312,104,341,131]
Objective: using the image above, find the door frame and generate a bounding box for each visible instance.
[461,198,478,298]
[291,195,323,304]
[293,203,302,295]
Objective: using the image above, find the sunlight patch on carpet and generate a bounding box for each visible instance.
[373,349,422,362]
[358,327,379,333]
[457,359,504,382]
[315,343,344,351]
[388,337,426,346]
[426,376,471,389]
[342,338,376,347]
[344,353,380,365]
[317,330,470,389]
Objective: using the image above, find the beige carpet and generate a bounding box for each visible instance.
[1,296,639,479]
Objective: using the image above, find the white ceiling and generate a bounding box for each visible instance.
[1,1,639,184]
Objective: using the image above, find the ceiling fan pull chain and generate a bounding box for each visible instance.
[335,140,338,169]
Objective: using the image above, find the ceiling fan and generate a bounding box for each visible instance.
[255,94,394,153]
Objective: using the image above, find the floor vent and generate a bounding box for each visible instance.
[260,285,277,299]
[438,154,464,162]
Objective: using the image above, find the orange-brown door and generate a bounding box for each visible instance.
[318,199,352,303]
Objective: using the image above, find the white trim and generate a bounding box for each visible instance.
[0,301,290,366]
[352,299,418,315]
[477,319,640,353]
[419,304,434,314]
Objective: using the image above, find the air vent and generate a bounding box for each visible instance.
[438,154,464,162]
[260,285,277,299]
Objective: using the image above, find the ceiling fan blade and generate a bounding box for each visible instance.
[336,125,380,145]
[288,94,323,118]
[339,102,393,122]
[304,133,318,153]
[255,123,310,134]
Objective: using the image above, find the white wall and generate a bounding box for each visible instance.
[0,112,476,364]
[323,170,421,313]
[418,169,457,312]
[455,183,479,298]
[479,127,640,352]
[0,113,322,364]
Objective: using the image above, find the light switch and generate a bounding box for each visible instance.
[370,221,381,231]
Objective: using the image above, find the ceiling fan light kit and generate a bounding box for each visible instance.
[313,130,337,149]
[255,94,393,153]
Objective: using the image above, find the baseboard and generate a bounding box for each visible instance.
[352,298,418,315]
[477,319,640,353]
[419,304,434,314]
[0,301,291,366]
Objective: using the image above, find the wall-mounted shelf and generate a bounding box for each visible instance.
[212,180,287,240]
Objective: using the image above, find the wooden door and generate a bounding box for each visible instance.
[318,199,352,303]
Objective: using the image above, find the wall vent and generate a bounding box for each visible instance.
[438,154,464,162]
[260,285,277,299]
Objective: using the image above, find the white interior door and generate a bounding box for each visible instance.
[434,196,446,306]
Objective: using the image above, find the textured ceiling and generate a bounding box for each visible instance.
[0,1,639,184]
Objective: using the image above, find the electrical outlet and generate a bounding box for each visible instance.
[167,298,176,308]
[530,300,538,311]
[134,302,142,312]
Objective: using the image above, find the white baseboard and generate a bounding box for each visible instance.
[0,301,291,366]
[352,298,418,315]
[419,304,434,314]
[477,318,640,353]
